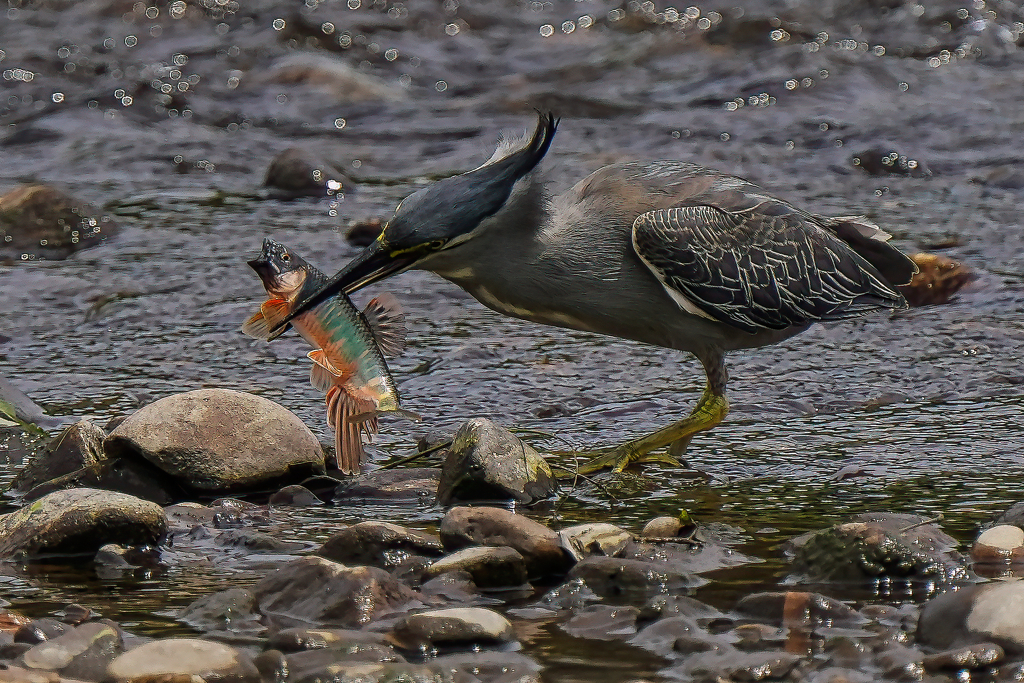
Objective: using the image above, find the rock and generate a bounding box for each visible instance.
[994,501,1024,528]
[263,147,353,198]
[266,53,404,102]
[559,523,634,562]
[268,484,324,507]
[106,638,261,682]
[972,525,1024,569]
[567,556,704,602]
[630,616,728,657]
[897,253,973,307]
[19,456,183,506]
[345,218,383,247]
[788,512,970,585]
[423,546,529,589]
[624,536,755,576]
[20,621,123,680]
[437,419,558,505]
[0,488,166,559]
[919,580,1024,654]
[734,591,864,628]
[104,389,325,494]
[560,605,640,640]
[14,618,70,644]
[318,521,444,569]
[0,666,55,683]
[216,528,304,553]
[253,556,418,628]
[392,608,515,649]
[283,646,407,678]
[922,642,1003,670]
[268,627,392,653]
[669,649,803,682]
[641,516,689,539]
[439,506,572,578]
[334,468,440,503]
[178,588,263,635]
[10,419,106,494]
[0,184,117,261]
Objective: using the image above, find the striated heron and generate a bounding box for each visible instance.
[271,113,917,474]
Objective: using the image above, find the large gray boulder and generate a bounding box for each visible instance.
[0,488,166,559]
[436,418,557,505]
[104,389,325,494]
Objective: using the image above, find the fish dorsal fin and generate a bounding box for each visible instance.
[241,307,289,341]
[362,293,406,358]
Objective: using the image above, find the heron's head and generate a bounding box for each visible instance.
[333,112,558,292]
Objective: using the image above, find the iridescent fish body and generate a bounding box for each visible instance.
[242,238,416,474]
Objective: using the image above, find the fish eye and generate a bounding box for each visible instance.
[281,252,291,262]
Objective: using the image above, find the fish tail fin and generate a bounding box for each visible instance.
[362,293,407,358]
[241,305,290,341]
[325,387,376,475]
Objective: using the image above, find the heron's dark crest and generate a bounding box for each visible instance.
[381,111,559,251]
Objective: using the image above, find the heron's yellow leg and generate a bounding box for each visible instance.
[575,385,729,475]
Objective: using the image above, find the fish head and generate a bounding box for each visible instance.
[247,238,311,299]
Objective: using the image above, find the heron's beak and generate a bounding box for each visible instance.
[268,243,416,333]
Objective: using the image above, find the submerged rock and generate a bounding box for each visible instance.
[734,591,863,628]
[268,627,393,653]
[104,388,325,494]
[106,638,261,683]
[788,512,970,586]
[0,184,118,261]
[0,488,165,559]
[436,418,558,505]
[439,506,572,578]
[317,521,444,569]
[178,588,262,636]
[567,556,704,602]
[253,556,418,628]
[559,523,633,562]
[334,467,440,503]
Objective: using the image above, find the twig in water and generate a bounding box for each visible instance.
[549,463,620,504]
[899,513,944,533]
[379,440,452,470]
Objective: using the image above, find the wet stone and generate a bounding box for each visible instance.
[788,512,969,585]
[267,627,392,653]
[971,524,1024,565]
[334,467,439,503]
[0,666,56,683]
[262,147,353,198]
[345,217,384,247]
[560,605,640,641]
[559,523,633,562]
[439,506,572,578]
[284,647,407,680]
[106,638,261,683]
[392,607,515,650]
[423,545,529,589]
[20,621,123,680]
[10,419,106,494]
[268,484,324,507]
[641,516,687,539]
[0,184,118,261]
[630,617,727,657]
[14,618,69,645]
[436,418,558,506]
[567,556,705,602]
[919,580,1024,654]
[104,388,326,494]
[216,528,305,553]
[252,556,418,629]
[178,588,262,635]
[0,488,166,559]
[735,591,863,628]
[922,641,1003,671]
[318,521,444,569]
[670,649,803,682]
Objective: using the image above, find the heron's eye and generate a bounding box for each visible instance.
[429,239,445,250]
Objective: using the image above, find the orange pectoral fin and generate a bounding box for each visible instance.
[240,310,270,340]
[259,299,292,334]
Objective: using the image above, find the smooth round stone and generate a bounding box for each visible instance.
[106,638,260,682]
[395,607,515,647]
[972,525,1024,562]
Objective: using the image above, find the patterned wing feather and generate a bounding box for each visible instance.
[632,204,907,334]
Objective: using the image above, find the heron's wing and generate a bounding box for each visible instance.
[632,204,907,334]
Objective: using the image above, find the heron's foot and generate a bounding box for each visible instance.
[569,389,729,477]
